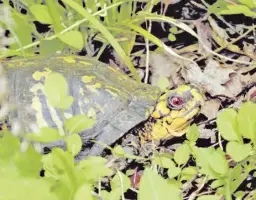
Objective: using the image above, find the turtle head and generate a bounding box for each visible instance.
[145,85,204,141]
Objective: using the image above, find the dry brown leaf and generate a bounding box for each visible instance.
[182,59,248,97]
[149,52,183,88]
[201,99,221,120]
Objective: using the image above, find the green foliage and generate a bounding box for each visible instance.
[209,0,256,17]
[138,168,181,200]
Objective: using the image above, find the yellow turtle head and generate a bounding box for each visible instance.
[145,85,205,141]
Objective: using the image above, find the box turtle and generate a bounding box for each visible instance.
[2,55,204,158]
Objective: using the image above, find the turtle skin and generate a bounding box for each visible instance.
[2,55,204,158]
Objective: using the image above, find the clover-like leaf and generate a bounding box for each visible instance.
[64,114,96,134]
[216,108,241,142]
[174,144,190,165]
[44,72,74,109]
[58,31,84,50]
[138,168,181,200]
[226,141,252,162]
[65,133,82,157]
[24,127,62,143]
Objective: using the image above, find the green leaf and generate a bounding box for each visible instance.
[197,195,221,200]
[226,141,252,162]
[169,27,178,34]
[180,166,197,181]
[9,10,34,50]
[77,156,113,181]
[210,180,225,189]
[168,33,176,42]
[113,145,125,157]
[29,5,53,24]
[157,77,169,90]
[153,154,175,169]
[174,144,190,165]
[58,31,84,50]
[111,171,131,195]
[238,0,256,9]
[234,191,245,200]
[237,102,256,140]
[61,0,140,81]
[218,5,256,17]
[193,147,220,179]
[24,127,62,143]
[0,177,58,200]
[138,168,181,200]
[64,114,96,134]
[44,72,74,109]
[186,124,199,142]
[66,133,82,157]
[15,144,42,177]
[167,167,181,179]
[74,184,93,200]
[0,131,20,160]
[40,39,64,55]
[209,150,228,175]
[216,108,241,142]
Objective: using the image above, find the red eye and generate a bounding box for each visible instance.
[170,96,184,107]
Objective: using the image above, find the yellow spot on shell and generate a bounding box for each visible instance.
[79,61,92,65]
[32,68,52,81]
[60,56,76,63]
[87,107,96,119]
[94,82,102,88]
[86,85,99,94]
[82,75,96,83]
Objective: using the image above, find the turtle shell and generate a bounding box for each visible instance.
[3,55,160,156]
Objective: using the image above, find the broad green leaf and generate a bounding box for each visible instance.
[113,145,125,157]
[180,166,197,181]
[58,31,84,50]
[40,39,64,55]
[167,167,181,179]
[226,141,252,162]
[44,72,74,109]
[153,155,175,169]
[186,124,199,142]
[234,191,245,200]
[66,133,82,157]
[15,144,42,177]
[77,156,113,181]
[64,114,96,134]
[174,144,190,165]
[24,127,62,143]
[193,147,220,179]
[9,10,34,51]
[157,77,169,90]
[138,168,181,200]
[111,171,131,195]
[237,102,256,140]
[216,108,241,142]
[209,150,228,175]
[45,0,63,32]
[0,131,20,160]
[29,5,53,24]
[219,5,256,17]
[210,180,225,189]
[74,184,93,200]
[197,195,221,200]
[238,0,256,8]
[0,177,58,200]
